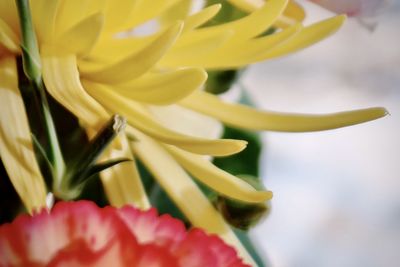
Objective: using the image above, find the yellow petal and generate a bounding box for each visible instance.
[83,82,247,156]
[162,23,301,68]
[111,68,207,105]
[124,0,182,29]
[56,12,104,56]
[257,15,346,61]
[149,105,223,140]
[81,22,183,84]
[277,0,306,28]
[200,0,287,42]
[180,90,388,132]
[182,4,222,32]
[158,0,193,27]
[227,0,265,13]
[0,57,47,213]
[41,54,109,129]
[166,145,273,203]
[103,0,137,33]
[55,0,106,34]
[0,0,18,33]
[31,0,60,43]
[0,18,19,53]
[100,133,150,209]
[129,128,256,266]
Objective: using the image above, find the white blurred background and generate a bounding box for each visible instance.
[243,1,400,266]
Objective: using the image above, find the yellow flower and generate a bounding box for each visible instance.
[0,0,387,264]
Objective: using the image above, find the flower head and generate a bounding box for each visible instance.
[0,201,249,267]
[0,1,388,264]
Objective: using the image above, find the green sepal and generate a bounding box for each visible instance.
[76,158,131,185]
[30,133,54,175]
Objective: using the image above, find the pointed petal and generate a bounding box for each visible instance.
[0,18,19,53]
[182,4,222,32]
[180,90,388,132]
[190,0,287,42]
[129,128,256,266]
[100,134,150,209]
[163,23,301,68]
[112,68,207,105]
[56,12,104,56]
[0,57,46,213]
[83,81,247,156]
[81,22,183,84]
[166,146,273,203]
[125,0,182,29]
[257,15,346,61]
[227,0,265,13]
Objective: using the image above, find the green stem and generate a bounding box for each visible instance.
[15,0,66,186]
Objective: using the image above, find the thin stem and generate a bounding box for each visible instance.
[15,0,66,186]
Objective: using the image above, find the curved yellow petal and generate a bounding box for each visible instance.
[31,0,60,43]
[81,22,183,84]
[257,15,346,61]
[184,0,287,43]
[113,68,207,105]
[124,0,181,29]
[0,57,46,213]
[0,18,19,53]
[227,0,265,13]
[103,0,137,33]
[100,133,150,210]
[166,145,273,203]
[129,128,256,266]
[83,82,247,156]
[158,0,193,27]
[56,12,104,56]
[182,4,222,32]
[162,23,301,68]
[41,54,109,129]
[180,90,388,132]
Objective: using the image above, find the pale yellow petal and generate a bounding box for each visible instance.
[81,22,183,84]
[56,12,104,56]
[103,0,137,33]
[100,133,150,209]
[111,68,207,105]
[0,57,46,213]
[158,0,193,27]
[41,54,109,129]
[166,145,273,203]
[55,0,106,34]
[227,0,265,13]
[129,128,256,266]
[180,90,388,132]
[182,4,221,32]
[162,23,301,68]
[31,0,60,43]
[0,18,19,53]
[149,105,223,140]
[192,0,287,42]
[125,0,182,29]
[83,82,247,156]
[257,15,346,61]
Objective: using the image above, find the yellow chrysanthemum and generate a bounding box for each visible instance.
[0,0,387,264]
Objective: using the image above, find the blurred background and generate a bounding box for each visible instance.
[242,1,400,266]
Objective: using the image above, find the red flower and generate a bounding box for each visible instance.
[0,201,249,267]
